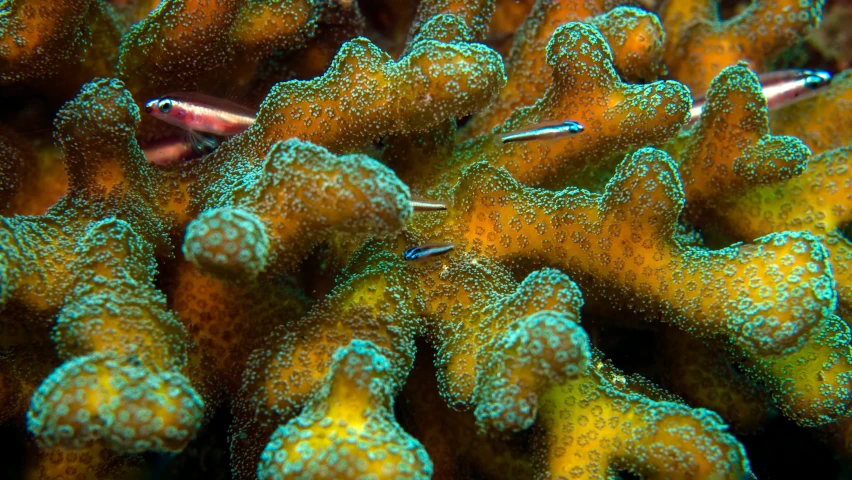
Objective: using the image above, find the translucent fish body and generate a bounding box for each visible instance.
[144,92,256,136]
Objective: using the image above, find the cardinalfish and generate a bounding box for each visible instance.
[403,242,454,261]
[688,69,832,127]
[498,120,584,144]
[144,92,256,137]
[143,133,219,166]
[410,197,447,213]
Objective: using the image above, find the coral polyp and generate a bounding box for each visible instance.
[0,0,850,478]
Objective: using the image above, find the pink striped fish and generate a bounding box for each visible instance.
[687,69,832,127]
[144,92,256,137]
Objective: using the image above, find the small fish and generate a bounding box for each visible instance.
[144,92,256,136]
[499,120,584,144]
[687,102,704,127]
[143,133,219,166]
[403,242,454,261]
[757,69,831,88]
[760,69,831,111]
[410,197,447,213]
[687,69,832,127]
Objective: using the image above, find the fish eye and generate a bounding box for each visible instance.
[158,99,173,113]
[803,76,823,90]
[565,121,584,133]
[403,247,420,260]
[803,71,831,90]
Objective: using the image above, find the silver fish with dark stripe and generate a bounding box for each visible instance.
[410,198,447,213]
[500,120,584,144]
[403,243,454,261]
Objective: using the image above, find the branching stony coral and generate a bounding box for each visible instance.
[660,0,825,95]
[0,0,850,478]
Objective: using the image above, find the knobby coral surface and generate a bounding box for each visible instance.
[0,0,850,479]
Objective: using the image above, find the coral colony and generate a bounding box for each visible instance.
[1,0,852,479]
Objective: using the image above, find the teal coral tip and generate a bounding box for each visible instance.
[473,310,591,433]
[27,352,204,454]
[183,207,270,280]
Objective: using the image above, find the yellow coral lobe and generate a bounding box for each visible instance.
[463,0,635,137]
[51,219,189,369]
[54,79,145,196]
[663,0,824,95]
[669,65,852,321]
[168,258,309,393]
[19,218,206,454]
[0,0,91,81]
[742,313,852,426]
[336,241,593,436]
[407,0,495,45]
[257,341,431,479]
[192,139,412,274]
[536,355,750,479]
[116,0,241,97]
[235,241,595,471]
[722,147,852,239]
[49,78,176,257]
[589,7,667,83]
[183,207,270,280]
[412,22,689,193]
[473,309,590,432]
[237,34,504,155]
[415,257,592,433]
[676,77,852,312]
[27,352,204,453]
[243,270,411,421]
[772,70,852,155]
[0,0,850,476]
[231,0,316,49]
[677,63,810,209]
[431,150,835,358]
[230,263,414,479]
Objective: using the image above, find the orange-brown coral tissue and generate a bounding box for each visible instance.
[2,0,851,478]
